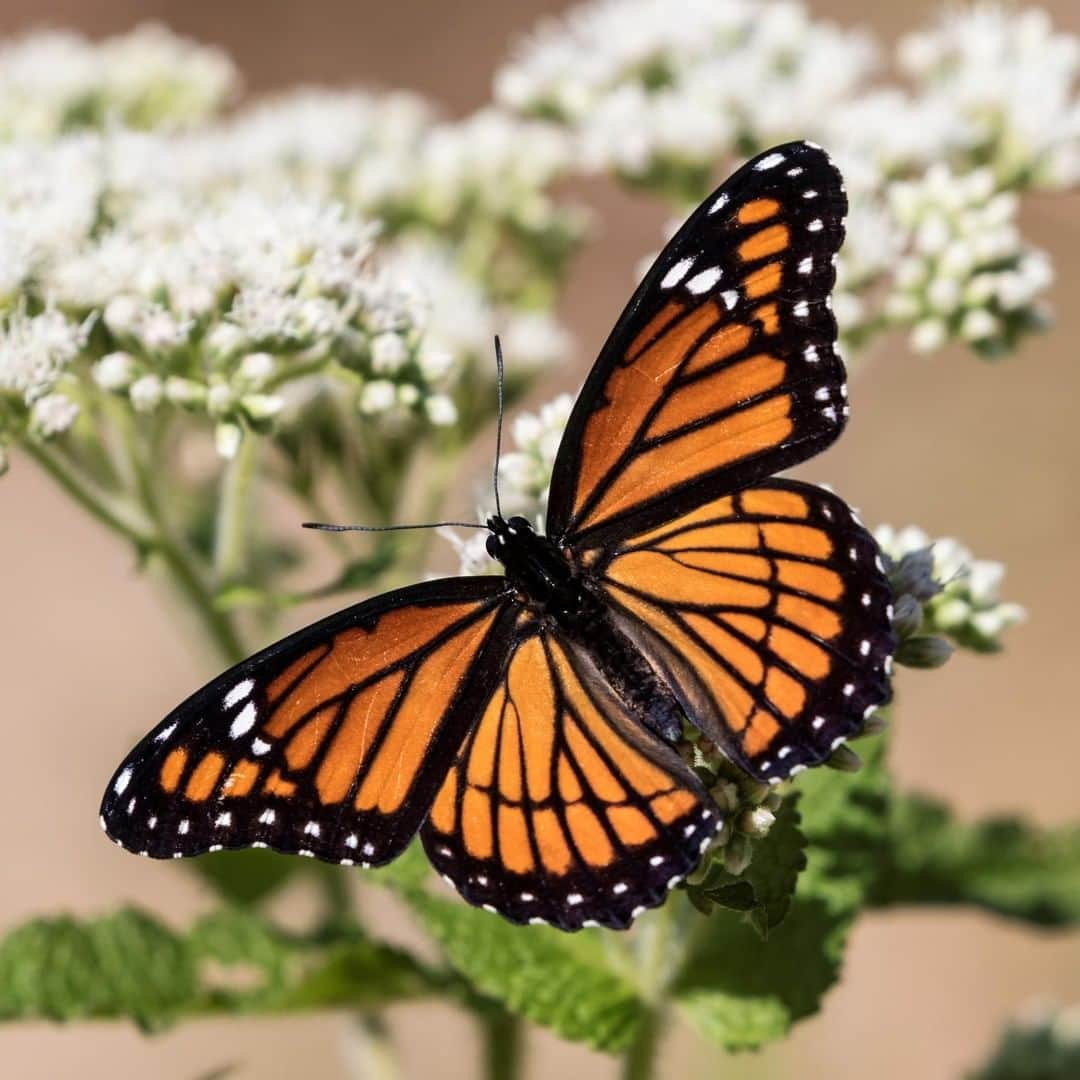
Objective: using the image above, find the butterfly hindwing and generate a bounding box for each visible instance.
[100,578,515,864]
[422,619,717,930]
[590,480,894,782]
[547,141,849,548]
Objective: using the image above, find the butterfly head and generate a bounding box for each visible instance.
[484,514,534,558]
[484,515,583,614]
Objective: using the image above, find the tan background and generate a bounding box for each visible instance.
[3,1,1079,1077]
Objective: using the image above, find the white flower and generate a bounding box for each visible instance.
[30,393,79,436]
[497,0,874,174]
[886,163,1052,355]
[899,6,1080,189]
[443,391,574,574]
[0,307,88,405]
[129,373,164,413]
[238,352,275,386]
[0,24,236,138]
[359,380,397,415]
[371,332,409,374]
[424,394,458,426]
[875,523,1025,649]
[93,352,137,391]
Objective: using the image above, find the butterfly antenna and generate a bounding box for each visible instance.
[493,335,505,520]
[303,520,486,533]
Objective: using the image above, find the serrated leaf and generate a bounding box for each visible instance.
[188,849,301,907]
[0,908,195,1029]
[0,906,446,1028]
[401,891,643,1053]
[672,736,891,1050]
[189,908,443,1014]
[868,793,1080,927]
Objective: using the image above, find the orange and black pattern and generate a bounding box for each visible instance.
[101,578,515,864]
[422,623,716,930]
[592,481,893,781]
[101,142,895,933]
[547,141,849,548]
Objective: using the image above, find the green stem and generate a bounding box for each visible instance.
[621,1007,661,1080]
[21,440,151,549]
[110,405,248,666]
[213,428,258,585]
[481,1008,524,1080]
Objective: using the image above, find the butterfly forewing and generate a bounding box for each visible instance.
[422,620,717,930]
[590,481,894,782]
[100,578,515,864]
[547,141,849,548]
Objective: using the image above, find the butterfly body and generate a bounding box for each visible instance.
[102,141,896,932]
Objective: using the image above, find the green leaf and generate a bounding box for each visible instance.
[738,797,808,937]
[684,798,807,935]
[0,908,195,1030]
[188,849,300,907]
[672,736,891,1050]
[0,906,449,1029]
[400,891,643,1053]
[867,792,1080,927]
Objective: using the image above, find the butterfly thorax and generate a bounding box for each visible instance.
[486,516,584,616]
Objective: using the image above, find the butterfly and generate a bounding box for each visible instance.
[101,141,895,932]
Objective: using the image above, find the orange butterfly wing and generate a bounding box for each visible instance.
[547,141,849,548]
[422,620,716,930]
[101,578,515,864]
[590,481,893,781]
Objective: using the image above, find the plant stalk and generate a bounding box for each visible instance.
[213,427,258,585]
[481,1008,524,1080]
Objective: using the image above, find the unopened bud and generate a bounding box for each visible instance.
[897,634,954,669]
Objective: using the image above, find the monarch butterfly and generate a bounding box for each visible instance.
[101,141,894,931]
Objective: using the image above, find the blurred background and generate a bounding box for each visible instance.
[2,0,1078,1077]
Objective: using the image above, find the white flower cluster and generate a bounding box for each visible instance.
[884,165,1052,356]
[899,5,1080,189]
[874,523,1025,651]
[497,0,1077,364]
[442,393,574,575]
[0,24,236,138]
[0,307,89,442]
[497,0,874,182]
[0,108,569,459]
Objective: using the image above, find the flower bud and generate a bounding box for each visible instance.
[215,422,242,459]
[165,377,207,409]
[897,634,954,669]
[129,374,164,413]
[94,352,137,391]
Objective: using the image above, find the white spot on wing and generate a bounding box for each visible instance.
[154,721,177,743]
[229,701,257,739]
[721,289,739,310]
[661,256,695,289]
[686,266,722,294]
[808,219,824,232]
[113,767,133,796]
[224,679,254,709]
[755,152,785,171]
[794,300,810,318]
[709,192,729,215]
[251,738,271,756]
[215,812,231,827]
[799,256,813,275]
